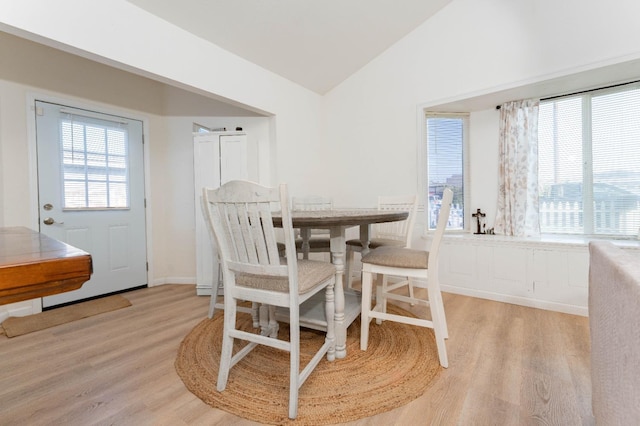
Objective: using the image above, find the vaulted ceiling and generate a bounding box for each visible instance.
[126,0,451,94]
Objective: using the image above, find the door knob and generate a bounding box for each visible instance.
[43,217,64,225]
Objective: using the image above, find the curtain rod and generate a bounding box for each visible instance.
[495,79,640,110]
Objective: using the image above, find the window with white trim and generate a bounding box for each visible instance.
[538,83,640,237]
[193,122,212,133]
[424,113,469,230]
[60,115,130,209]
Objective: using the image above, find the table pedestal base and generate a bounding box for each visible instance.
[275,289,361,358]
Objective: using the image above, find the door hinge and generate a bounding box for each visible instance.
[146,262,149,271]
[144,198,147,208]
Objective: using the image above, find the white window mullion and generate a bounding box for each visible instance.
[582,95,594,234]
[82,122,90,208]
[105,130,111,208]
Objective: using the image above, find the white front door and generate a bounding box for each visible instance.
[35,100,148,307]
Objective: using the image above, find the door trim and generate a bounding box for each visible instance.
[26,92,155,299]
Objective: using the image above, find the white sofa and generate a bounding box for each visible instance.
[588,241,640,425]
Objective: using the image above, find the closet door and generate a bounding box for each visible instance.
[220,134,248,184]
[194,132,247,295]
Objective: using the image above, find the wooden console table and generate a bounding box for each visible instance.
[0,227,92,305]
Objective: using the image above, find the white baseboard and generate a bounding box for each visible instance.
[0,299,42,322]
[440,284,588,317]
[151,277,196,286]
[196,287,213,296]
[55,274,590,318]
[151,278,211,297]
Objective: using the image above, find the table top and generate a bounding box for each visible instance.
[273,209,409,228]
[0,227,90,265]
[0,227,93,305]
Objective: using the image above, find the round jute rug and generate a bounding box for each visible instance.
[175,305,441,425]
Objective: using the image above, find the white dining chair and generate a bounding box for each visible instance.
[200,196,260,324]
[202,180,336,420]
[359,188,452,368]
[292,196,333,260]
[345,194,418,291]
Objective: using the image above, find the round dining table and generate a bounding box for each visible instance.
[273,209,409,359]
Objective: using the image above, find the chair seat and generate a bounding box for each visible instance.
[345,238,405,250]
[237,259,336,294]
[359,188,452,369]
[361,246,429,269]
[345,194,418,291]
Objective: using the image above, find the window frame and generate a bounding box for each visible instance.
[59,113,131,211]
[538,82,640,238]
[420,111,470,232]
[193,122,213,133]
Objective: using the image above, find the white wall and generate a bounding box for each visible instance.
[156,116,271,284]
[468,109,500,226]
[324,0,640,212]
[4,0,640,314]
[0,80,33,226]
[0,76,164,319]
[0,38,273,307]
[322,0,640,312]
[0,1,326,292]
[0,0,325,195]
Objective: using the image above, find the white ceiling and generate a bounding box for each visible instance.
[8,0,639,115]
[126,0,451,94]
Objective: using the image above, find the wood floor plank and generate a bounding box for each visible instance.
[557,311,594,425]
[468,302,523,400]
[0,284,594,425]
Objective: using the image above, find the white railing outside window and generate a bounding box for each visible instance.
[541,200,640,236]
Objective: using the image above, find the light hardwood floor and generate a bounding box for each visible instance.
[0,284,594,425]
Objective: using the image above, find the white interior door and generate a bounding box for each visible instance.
[35,100,147,307]
[220,134,248,183]
[193,132,248,295]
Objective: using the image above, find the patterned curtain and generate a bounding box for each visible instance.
[494,99,540,237]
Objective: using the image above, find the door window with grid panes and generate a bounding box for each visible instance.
[60,115,130,210]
